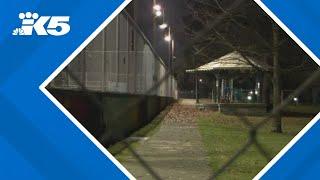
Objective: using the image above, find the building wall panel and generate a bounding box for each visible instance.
[49,12,177,98]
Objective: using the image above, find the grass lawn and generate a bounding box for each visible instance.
[197,112,311,180]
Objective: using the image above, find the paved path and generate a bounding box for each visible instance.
[117,103,212,180]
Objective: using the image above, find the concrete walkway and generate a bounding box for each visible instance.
[117,103,212,180]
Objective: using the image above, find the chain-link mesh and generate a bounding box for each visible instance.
[47,7,320,180]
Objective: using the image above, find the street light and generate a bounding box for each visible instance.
[164,34,171,42]
[152,1,162,46]
[153,4,161,11]
[155,10,162,17]
[165,26,172,41]
[159,23,168,29]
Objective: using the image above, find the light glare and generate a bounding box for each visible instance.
[159,23,168,29]
[164,35,171,42]
[153,4,161,11]
[155,10,162,17]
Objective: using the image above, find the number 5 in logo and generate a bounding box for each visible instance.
[47,16,70,36]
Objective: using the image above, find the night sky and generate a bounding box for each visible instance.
[132,0,188,65]
[132,0,317,72]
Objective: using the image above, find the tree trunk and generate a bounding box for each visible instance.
[262,72,271,110]
[272,22,282,133]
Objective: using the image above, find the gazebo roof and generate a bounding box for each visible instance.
[186,51,269,73]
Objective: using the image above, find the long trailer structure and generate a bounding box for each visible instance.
[47,11,177,145]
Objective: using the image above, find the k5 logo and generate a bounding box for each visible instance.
[13,12,70,36]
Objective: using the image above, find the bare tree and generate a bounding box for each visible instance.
[182,0,315,133]
[272,22,281,132]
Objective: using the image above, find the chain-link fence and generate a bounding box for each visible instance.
[48,12,177,99]
[47,7,320,180]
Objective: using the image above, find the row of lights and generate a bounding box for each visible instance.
[198,79,299,103]
[153,3,172,42]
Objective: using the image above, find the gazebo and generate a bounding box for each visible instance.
[186,51,269,104]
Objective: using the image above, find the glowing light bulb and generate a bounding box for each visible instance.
[159,23,168,29]
[155,10,162,17]
[164,35,171,42]
[153,4,161,11]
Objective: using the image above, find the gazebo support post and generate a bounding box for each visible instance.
[216,74,222,112]
[230,78,234,103]
[255,74,261,103]
[212,78,215,102]
[195,72,199,103]
[221,78,225,102]
[215,75,220,103]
